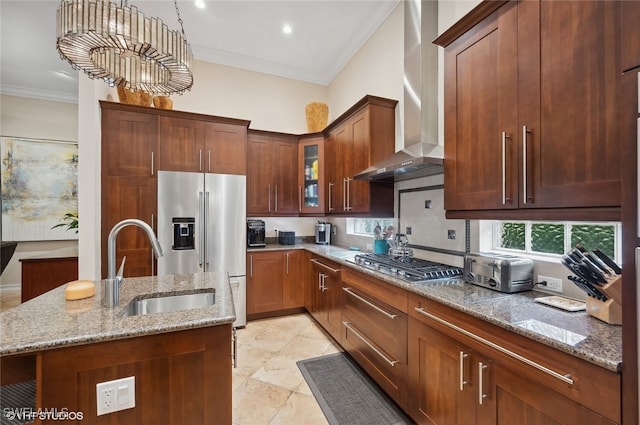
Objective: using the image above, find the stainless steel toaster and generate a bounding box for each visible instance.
[464,252,534,293]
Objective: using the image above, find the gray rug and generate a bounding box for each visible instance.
[297,353,413,425]
[0,380,35,425]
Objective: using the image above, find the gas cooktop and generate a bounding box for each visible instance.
[348,253,464,283]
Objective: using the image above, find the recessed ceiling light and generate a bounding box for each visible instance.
[195,0,205,9]
[282,24,293,35]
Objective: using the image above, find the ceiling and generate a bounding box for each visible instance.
[0,0,399,104]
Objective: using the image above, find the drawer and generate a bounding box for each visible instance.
[342,266,407,313]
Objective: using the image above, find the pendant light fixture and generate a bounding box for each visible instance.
[56,0,193,95]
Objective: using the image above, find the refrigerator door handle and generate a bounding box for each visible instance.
[204,191,210,271]
[199,191,205,267]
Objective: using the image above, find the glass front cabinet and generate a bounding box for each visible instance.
[298,135,325,215]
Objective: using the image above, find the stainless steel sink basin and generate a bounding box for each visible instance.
[122,290,215,317]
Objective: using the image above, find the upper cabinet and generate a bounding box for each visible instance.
[299,134,326,215]
[247,130,299,216]
[158,115,248,175]
[436,0,623,221]
[324,96,396,217]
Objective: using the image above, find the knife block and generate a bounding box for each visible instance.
[585,275,622,325]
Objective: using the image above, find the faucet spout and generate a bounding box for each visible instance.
[107,218,163,280]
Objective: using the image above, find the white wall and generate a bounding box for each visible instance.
[0,95,79,286]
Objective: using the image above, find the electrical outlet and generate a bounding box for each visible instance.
[406,226,412,235]
[97,376,135,416]
[538,275,563,293]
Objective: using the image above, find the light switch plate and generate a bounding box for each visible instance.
[96,376,135,416]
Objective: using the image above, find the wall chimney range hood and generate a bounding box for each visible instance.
[354,0,443,182]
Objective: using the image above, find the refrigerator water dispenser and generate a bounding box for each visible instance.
[172,217,195,250]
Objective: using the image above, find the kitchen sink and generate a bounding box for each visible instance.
[122,290,215,317]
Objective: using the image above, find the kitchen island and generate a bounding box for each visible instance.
[1,272,235,424]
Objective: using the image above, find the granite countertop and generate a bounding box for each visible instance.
[0,271,235,356]
[299,243,622,373]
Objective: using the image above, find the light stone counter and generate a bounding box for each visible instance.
[0,271,235,356]
[301,243,622,373]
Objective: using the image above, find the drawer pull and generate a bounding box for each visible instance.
[414,307,574,385]
[343,287,397,319]
[459,351,468,391]
[343,321,397,367]
[310,258,341,274]
[478,362,488,405]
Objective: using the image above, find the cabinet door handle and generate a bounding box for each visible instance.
[151,152,155,176]
[310,258,341,274]
[250,254,253,278]
[208,150,211,172]
[501,132,511,204]
[414,307,574,385]
[342,287,397,319]
[343,178,347,211]
[459,351,468,391]
[232,328,238,368]
[342,321,398,367]
[286,252,289,275]
[328,182,334,212]
[299,186,302,212]
[522,125,532,204]
[151,214,155,276]
[199,149,203,172]
[478,362,488,405]
[267,184,271,212]
[275,184,278,212]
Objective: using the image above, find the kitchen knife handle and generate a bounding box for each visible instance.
[414,307,574,385]
[328,182,334,212]
[522,125,532,204]
[478,362,488,405]
[502,132,511,204]
[459,351,469,391]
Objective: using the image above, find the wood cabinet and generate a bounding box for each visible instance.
[247,130,298,216]
[20,255,78,302]
[246,250,305,319]
[299,134,325,215]
[38,325,232,425]
[101,103,158,278]
[436,0,623,220]
[324,96,396,217]
[100,102,250,279]
[341,267,408,410]
[407,294,620,425]
[158,117,247,175]
[309,257,343,340]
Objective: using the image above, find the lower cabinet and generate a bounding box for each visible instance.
[309,257,343,340]
[247,250,305,318]
[341,267,408,410]
[407,294,620,425]
[20,255,78,302]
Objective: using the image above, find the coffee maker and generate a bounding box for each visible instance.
[315,222,331,245]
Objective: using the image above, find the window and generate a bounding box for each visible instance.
[347,218,395,237]
[493,221,621,261]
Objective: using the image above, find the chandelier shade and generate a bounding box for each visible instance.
[56,0,193,95]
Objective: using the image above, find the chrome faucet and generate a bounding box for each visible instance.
[103,219,163,307]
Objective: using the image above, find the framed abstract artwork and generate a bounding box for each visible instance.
[1,136,78,241]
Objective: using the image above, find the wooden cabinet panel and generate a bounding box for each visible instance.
[246,131,298,216]
[205,122,247,175]
[439,0,623,218]
[158,116,205,172]
[283,250,305,309]
[247,251,284,315]
[38,325,231,425]
[20,257,78,302]
[309,257,342,341]
[621,0,640,71]
[101,104,158,279]
[323,96,396,216]
[299,135,325,215]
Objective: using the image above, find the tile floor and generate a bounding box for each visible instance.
[0,288,337,425]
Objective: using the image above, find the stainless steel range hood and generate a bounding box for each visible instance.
[355,0,443,182]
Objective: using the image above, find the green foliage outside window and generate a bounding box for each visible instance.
[499,222,525,250]
[531,223,564,254]
[571,224,615,259]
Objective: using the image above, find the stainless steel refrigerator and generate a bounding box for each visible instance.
[157,171,246,327]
